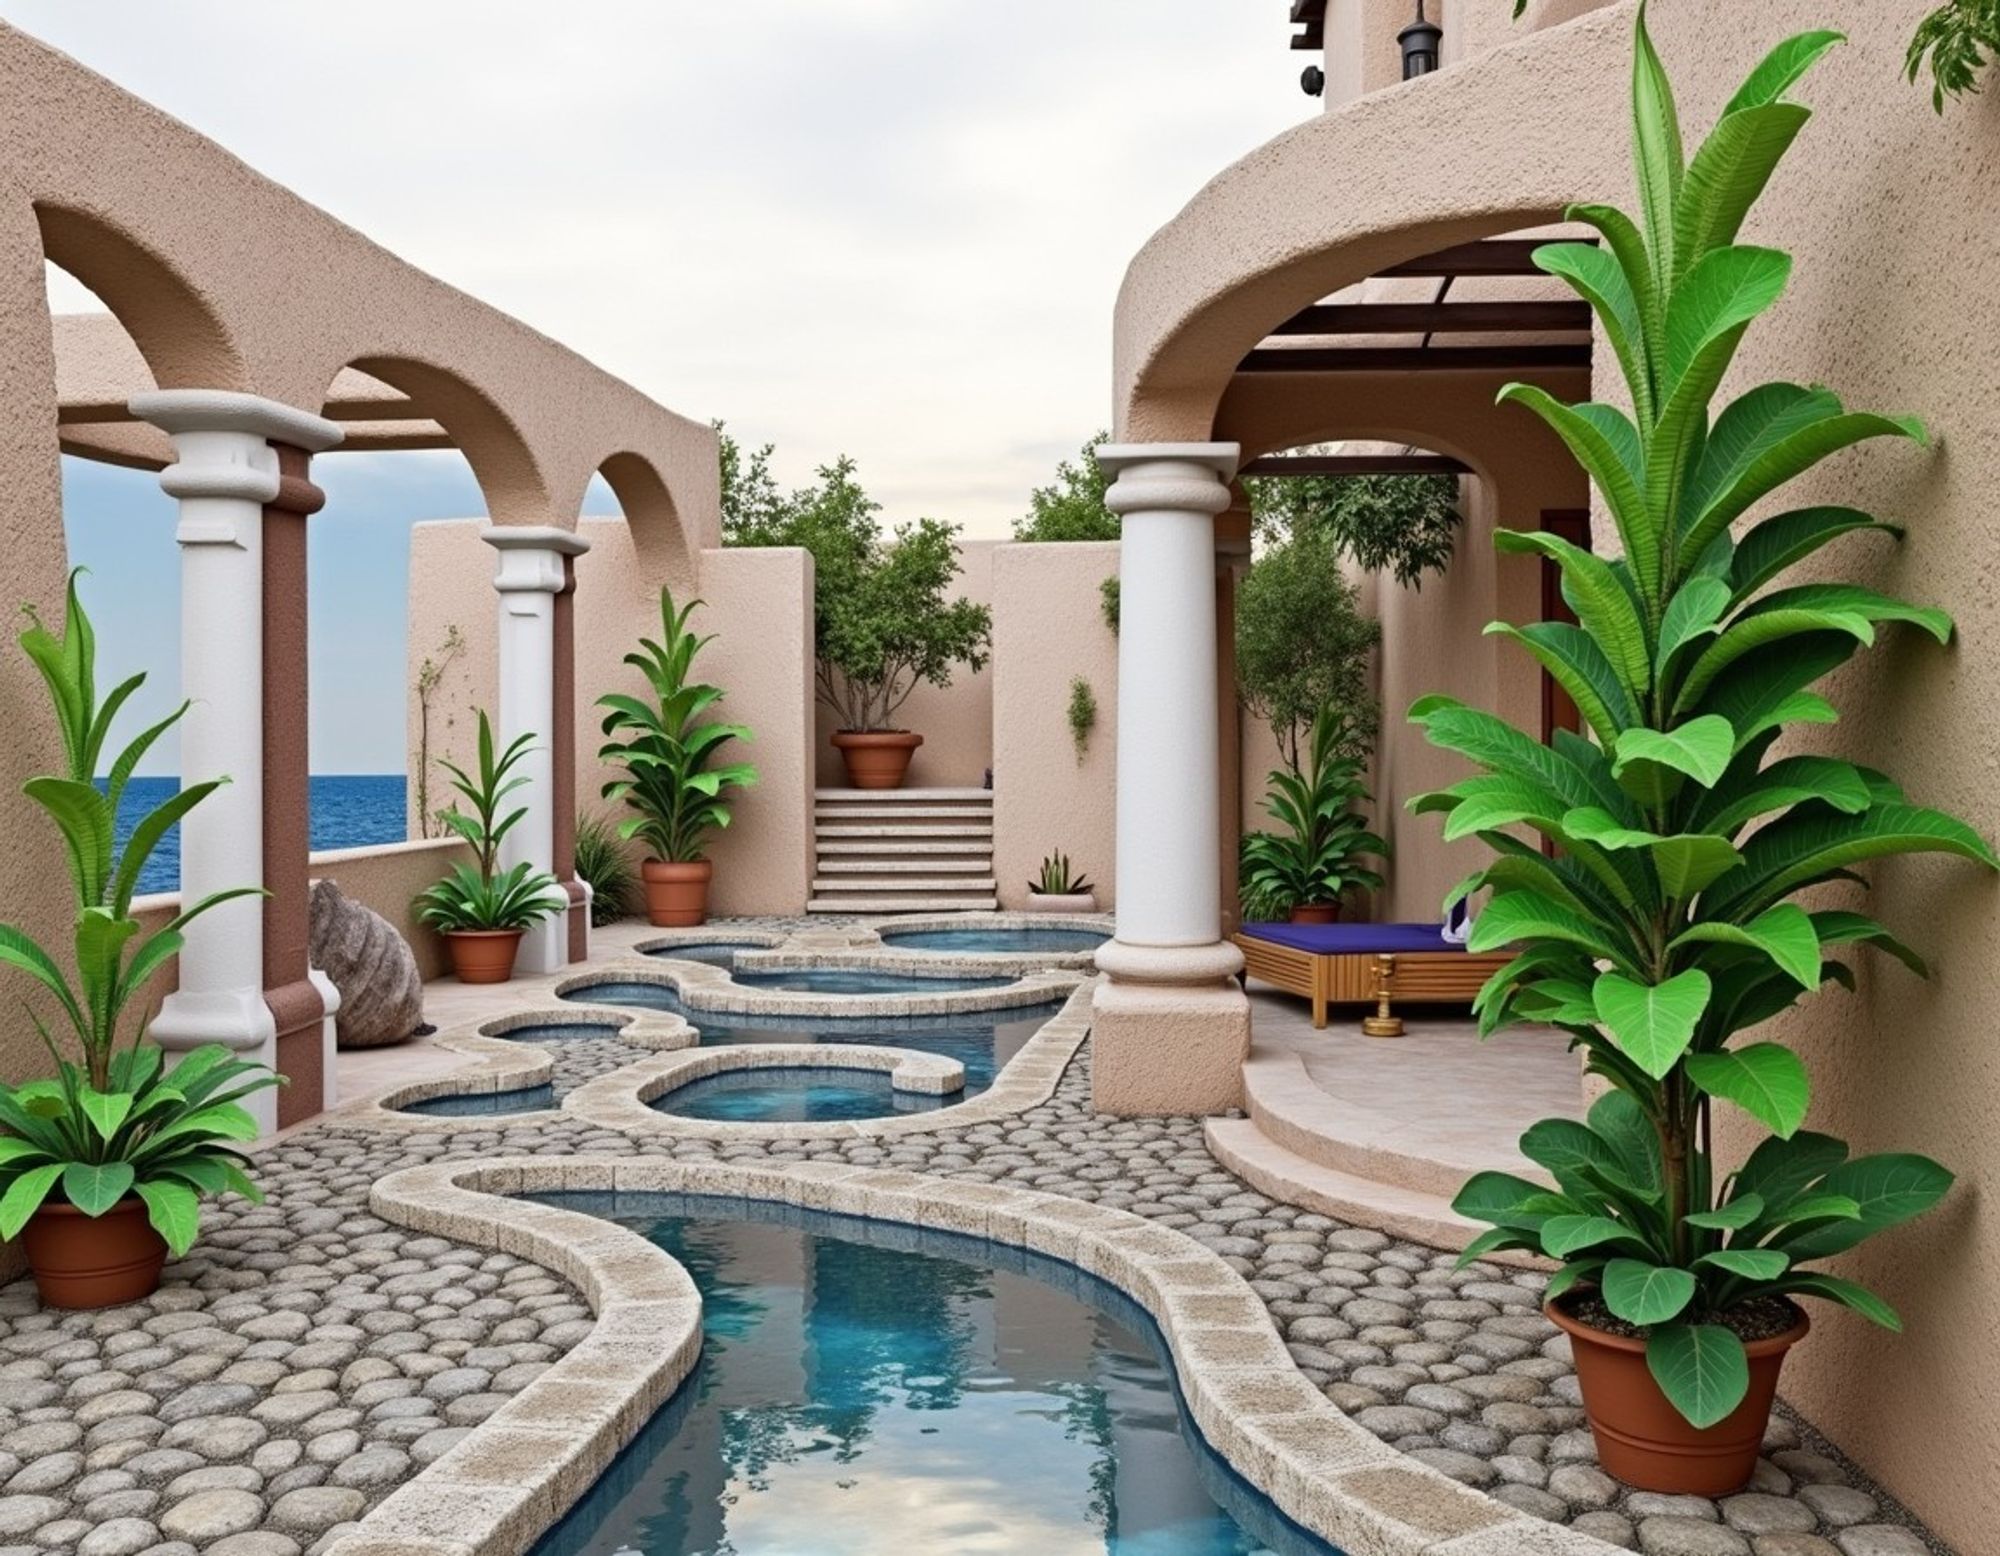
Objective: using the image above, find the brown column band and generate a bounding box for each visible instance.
[263,442,325,1129]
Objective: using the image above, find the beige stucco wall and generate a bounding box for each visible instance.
[992,542,1118,910]
[408,518,814,917]
[812,538,997,790]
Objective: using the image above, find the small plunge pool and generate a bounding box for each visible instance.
[495,1022,625,1043]
[398,1083,556,1118]
[651,1066,953,1123]
[641,941,768,968]
[879,925,1109,955]
[727,966,1014,995]
[527,1193,1339,1556]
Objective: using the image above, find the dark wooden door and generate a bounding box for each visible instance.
[1540,509,1591,745]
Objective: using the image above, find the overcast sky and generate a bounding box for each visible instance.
[11,1,1311,773]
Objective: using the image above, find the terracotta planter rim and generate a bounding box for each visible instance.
[33,1195,147,1219]
[642,859,714,878]
[831,729,922,742]
[1545,1295,1810,1359]
[444,927,528,940]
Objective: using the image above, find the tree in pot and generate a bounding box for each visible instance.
[1420,10,1991,1494]
[1240,705,1385,925]
[414,711,564,982]
[597,587,757,927]
[0,572,279,1307]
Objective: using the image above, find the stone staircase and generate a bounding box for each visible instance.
[808,787,997,913]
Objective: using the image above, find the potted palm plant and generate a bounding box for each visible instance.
[1425,10,1988,1495]
[0,572,279,1307]
[1026,851,1096,913]
[414,711,564,982]
[598,588,758,927]
[1240,704,1386,924]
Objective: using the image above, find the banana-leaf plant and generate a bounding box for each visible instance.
[0,570,276,1256]
[414,709,564,933]
[597,587,757,864]
[1241,704,1387,921]
[1419,8,1992,1430]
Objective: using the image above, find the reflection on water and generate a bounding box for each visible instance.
[529,1194,1338,1556]
[560,986,1062,1093]
[652,1066,956,1122]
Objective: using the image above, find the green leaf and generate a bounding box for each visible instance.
[1780,1154,1955,1260]
[1630,0,1685,292]
[1672,903,1821,989]
[1452,1171,1554,1231]
[0,1162,64,1239]
[1779,1273,1899,1330]
[1810,911,1928,977]
[1544,1259,1605,1305]
[1588,1090,1663,1197]
[1721,29,1845,116]
[1496,529,1652,698]
[78,1087,135,1142]
[1709,803,1999,920]
[1698,1248,1790,1281]
[1686,1043,1812,1137]
[1647,1323,1751,1429]
[1469,890,1636,972]
[1485,621,1637,747]
[1544,1215,1648,1259]
[1592,970,1712,1080]
[1734,1131,1847,1214]
[1455,1227,1538,1268]
[61,1161,136,1217]
[1657,577,1732,666]
[1498,388,1660,600]
[1728,506,1902,606]
[1602,1257,1697,1325]
[134,1179,202,1259]
[1614,718,1735,789]
[1686,1192,1764,1231]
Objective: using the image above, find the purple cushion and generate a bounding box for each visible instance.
[1239,922,1456,955]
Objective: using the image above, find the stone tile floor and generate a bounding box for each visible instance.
[0,941,1954,1556]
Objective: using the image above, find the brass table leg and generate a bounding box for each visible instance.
[1361,953,1405,1038]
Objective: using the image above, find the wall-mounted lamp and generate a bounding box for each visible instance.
[1399,0,1443,79]
[1301,64,1326,97]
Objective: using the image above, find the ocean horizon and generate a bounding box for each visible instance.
[107,774,410,896]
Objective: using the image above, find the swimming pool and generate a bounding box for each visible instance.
[527,1193,1339,1556]
[726,966,1014,994]
[879,925,1109,955]
[494,1022,626,1043]
[641,941,769,968]
[650,1066,954,1122]
[560,982,1063,1094]
[398,1083,556,1117]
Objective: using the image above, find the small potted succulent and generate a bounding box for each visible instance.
[1432,13,1983,1495]
[1026,851,1096,913]
[598,588,757,926]
[0,572,279,1307]
[415,711,565,982]
[1240,704,1385,924]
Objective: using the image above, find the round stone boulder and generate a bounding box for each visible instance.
[309,880,423,1049]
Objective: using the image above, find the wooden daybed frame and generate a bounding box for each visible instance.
[1233,925,1516,1032]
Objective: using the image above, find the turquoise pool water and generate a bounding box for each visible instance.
[652,1066,953,1122]
[880,925,1109,954]
[527,1193,1339,1556]
[642,941,768,967]
[560,983,1063,1094]
[728,966,1013,994]
[497,1022,625,1043]
[398,1083,556,1117]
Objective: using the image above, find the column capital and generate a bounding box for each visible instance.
[482,525,591,595]
[129,389,344,453]
[1098,442,1240,517]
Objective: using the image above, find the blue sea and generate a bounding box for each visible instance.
[107,775,409,897]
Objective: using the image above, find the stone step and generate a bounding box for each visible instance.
[815,857,994,873]
[815,787,992,803]
[811,875,997,893]
[815,823,993,839]
[816,839,993,855]
[1203,1118,1545,1268]
[806,894,1000,913]
[813,804,993,820]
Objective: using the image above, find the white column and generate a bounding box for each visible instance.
[128,390,343,1134]
[1090,443,1250,1116]
[482,525,589,976]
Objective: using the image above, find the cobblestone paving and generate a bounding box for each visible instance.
[0,1007,1951,1555]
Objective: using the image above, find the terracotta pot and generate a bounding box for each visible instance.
[1547,1298,1809,1495]
[445,928,524,984]
[1027,891,1097,914]
[1289,902,1342,925]
[643,859,713,927]
[832,730,923,789]
[22,1198,167,1309]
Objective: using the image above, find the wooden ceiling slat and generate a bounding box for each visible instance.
[1270,299,1591,337]
[1236,343,1591,374]
[1376,238,1591,278]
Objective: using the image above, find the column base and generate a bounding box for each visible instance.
[1090,975,1250,1117]
[152,988,279,1134]
[516,914,567,977]
[566,878,593,964]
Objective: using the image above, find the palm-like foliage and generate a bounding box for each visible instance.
[0,570,274,1251]
[1031,851,1093,896]
[414,710,563,933]
[1241,705,1387,921]
[573,812,638,926]
[1425,10,1991,1430]
[597,588,757,864]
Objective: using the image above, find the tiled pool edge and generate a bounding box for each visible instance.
[337,1155,1617,1556]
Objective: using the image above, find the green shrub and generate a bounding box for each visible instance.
[1067,677,1097,763]
[414,711,565,933]
[1240,706,1385,921]
[573,813,637,927]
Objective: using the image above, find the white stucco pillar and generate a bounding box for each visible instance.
[1092,443,1250,1116]
[129,390,343,1136]
[482,525,591,976]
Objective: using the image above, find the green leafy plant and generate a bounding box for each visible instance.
[597,588,758,863]
[1013,433,1119,543]
[1907,0,2000,107]
[1099,576,1121,635]
[1246,463,1461,588]
[1067,677,1097,763]
[1423,10,1988,1431]
[1236,526,1381,771]
[0,570,276,1254]
[415,710,564,933]
[573,812,637,927]
[1031,851,1093,897]
[1241,705,1387,920]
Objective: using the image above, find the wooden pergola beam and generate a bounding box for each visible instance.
[1376,238,1592,278]
[1290,0,1326,49]
[1236,343,1592,374]
[1269,299,1591,337]
[1240,453,1471,477]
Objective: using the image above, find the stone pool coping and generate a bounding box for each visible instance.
[330,1154,1616,1556]
[784,908,1114,972]
[333,978,1095,1143]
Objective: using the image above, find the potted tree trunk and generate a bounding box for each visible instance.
[1026,851,1096,913]
[598,587,757,927]
[415,711,565,982]
[0,572,281,1307]
[1240,705,1385,925]
[1431,11,1985,1495]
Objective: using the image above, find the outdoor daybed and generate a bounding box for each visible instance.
[1233,921,1514,1033]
